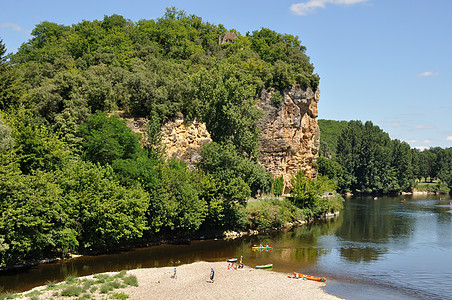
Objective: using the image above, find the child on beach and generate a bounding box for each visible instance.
[173,267,177,279]
[210,268,215,283]
[239,256,244,269]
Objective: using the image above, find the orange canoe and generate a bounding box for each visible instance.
[293,272,326,282]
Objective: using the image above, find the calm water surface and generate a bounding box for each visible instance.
[1,195,452,299]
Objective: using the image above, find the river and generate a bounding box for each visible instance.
[1,195,452,299]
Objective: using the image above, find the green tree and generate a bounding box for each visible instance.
[290,170,343,216]
[272,176,284,196]
[318,119,348,157]
[336,121,395,193]
[9,110,71,174]
[78,112,142,165]
[290,170,320,210]
[0,170,77,266]
[418,150,437,182]
[152,160,207,234]
[56,160,149,250]
[0,38,19,110]
[390,139,414,191]
[198,142,273,203]
[200,64,263,157]
[0,116,14,152]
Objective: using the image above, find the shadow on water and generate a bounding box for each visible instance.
[2,194,452,299]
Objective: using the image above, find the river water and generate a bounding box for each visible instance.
[1,195,452,299]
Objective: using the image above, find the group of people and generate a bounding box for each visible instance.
[227,256,244,270]
[172,256,245,283]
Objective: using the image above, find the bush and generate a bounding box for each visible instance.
[65,275,77,284]
[271,91,284,107]
[114,270,127,279]
[272,176,284,196]
[315,193,344,215]
[246,198,306,230]
[290,171,344,217]
[111,292,129,299]
[123,275,138,287]
[61,285,83,297]
[24,290,41,298]
[99,283,114,294]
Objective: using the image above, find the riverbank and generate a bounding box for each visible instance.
[17,261,339,299]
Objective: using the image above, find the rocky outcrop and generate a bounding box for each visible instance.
[126,117,148,136]
[156,85,320,193]
[160,117,211,169]
[257,86,320,194]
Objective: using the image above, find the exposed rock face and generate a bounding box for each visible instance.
[126,117,148,136]
[257,86,320,194]
[160,117,212,169]
[157,85,320,194]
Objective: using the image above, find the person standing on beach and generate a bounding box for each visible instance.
[174,267,177,279]
[210,268,215,283]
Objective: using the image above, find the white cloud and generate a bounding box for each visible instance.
[405,139,418,144]
[290,0,368,15]
[0,23,22,31]
[414,146,428,151]
[417,71,439,77]
[415,124,436,129]
[423,140,431,144]
[446,136,452,141]
[391,122,401,127]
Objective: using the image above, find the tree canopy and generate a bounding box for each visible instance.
[318,119,452,194]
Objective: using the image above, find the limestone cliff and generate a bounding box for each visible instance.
[125,115,211,169]
[157,86,320,193]
[256,86,320,194]
[160,117,211,169]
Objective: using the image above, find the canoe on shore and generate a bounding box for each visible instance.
[293,272,326,282]
[227,258,237,262]
[256,264,273,269]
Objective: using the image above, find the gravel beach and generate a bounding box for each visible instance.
[122,261,339,299]
[19,261,340,299]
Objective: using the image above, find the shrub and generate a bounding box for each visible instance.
[123,275,138,287]
[61,285,83,297]
[65,275,77,284]
[271,91,284,107]
[82,280,95,291]
[45,280,57,289]
[272,176,284,196]
[99,283,114,294]
[111,292,129,299]
[24,290,41,298]
[114,270,127,279]
[246,198,306,230]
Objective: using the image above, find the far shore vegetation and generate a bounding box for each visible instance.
[318,119,452,195]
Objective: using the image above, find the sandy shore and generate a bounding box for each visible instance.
[20,261,339,299]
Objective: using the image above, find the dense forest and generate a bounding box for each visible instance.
[0,9,343,268]
[318,119,452,194]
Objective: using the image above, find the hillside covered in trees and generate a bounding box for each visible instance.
[0,9,345,268]
[318,119,452,194]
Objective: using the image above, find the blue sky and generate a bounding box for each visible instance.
[1,0,451,149]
